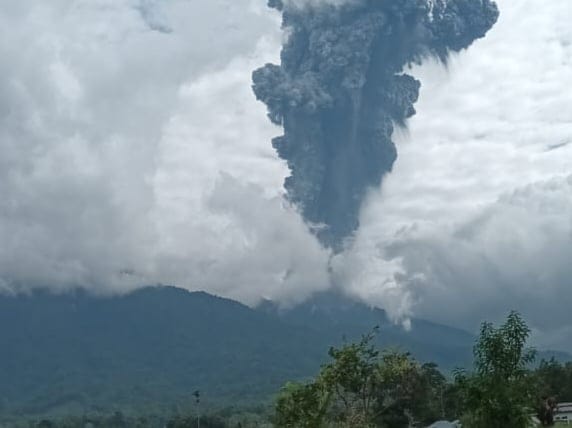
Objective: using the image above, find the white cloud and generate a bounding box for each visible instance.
[338,0,572,348]
[282,0,361,9]
[0,0,330,303]
[1,0,571,351]
[148,43,331,304]
[391,176,572,334]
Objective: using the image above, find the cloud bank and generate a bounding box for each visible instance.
[334,0,572,348]
[0,0,571,350]
[279,0,361,9]
[0,0,329,304]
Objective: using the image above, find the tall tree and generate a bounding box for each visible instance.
[274,329,446,427]
[320,330,381,426]
[274,381,331,428]
[455,311,536,428]
[535,357,572,401]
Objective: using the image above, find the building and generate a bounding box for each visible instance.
[555,402,572,424]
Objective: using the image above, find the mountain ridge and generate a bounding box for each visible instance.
[0,286,568,419]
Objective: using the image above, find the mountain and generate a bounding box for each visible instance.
[268,292,570,367]
[0,287,325,418]
[259,291,477,369]
[0,286,568,420]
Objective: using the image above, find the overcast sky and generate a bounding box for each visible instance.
[0,0,571,349]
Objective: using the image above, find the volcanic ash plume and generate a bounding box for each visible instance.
[253,0,499,250]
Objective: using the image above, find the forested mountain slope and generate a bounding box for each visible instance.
[0,286,568,419]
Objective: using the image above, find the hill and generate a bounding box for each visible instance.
[0,286,568,420]
[0,287,324,418]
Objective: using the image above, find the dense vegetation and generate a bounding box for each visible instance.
[1,288,571,427]
[12,311,572,427]
[0,287,501,420]
[273,312,571,428]
[4,409,271,428]
[274,330,454,427]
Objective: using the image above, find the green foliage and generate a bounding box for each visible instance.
[166,415,225,428]
[5,409,270,428]
[274,381,331,427]
[274,313,565,428]
[474,312,536,378]
[274,329,448,427]
[0,287,488,420]
[373,351,421,428]
[321,329,380,425]
[19,412,159,428]
[372,353,450,427]
[534,357,572,401]
[455,311,537,428]
[3,290,570,426]
[417,363,450,421]
[0,287,328,419]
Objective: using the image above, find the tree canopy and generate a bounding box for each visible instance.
[455,311,537,428]
[274,311,554,428]
[274,329,447,427]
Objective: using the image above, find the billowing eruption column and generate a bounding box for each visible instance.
[253,0,498,250]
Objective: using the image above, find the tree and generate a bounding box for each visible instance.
[274,329,447,427]
[166,415,225,428]
[274,381,331,428]
[413,362,450,424]
[371,352,449,428]
[274,330,379,427]
[455,311,536,428]
[373,351,422,428]
[535,357,572,401]
[320,329,381,426]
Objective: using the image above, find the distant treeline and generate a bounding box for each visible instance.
[2,408,272,428]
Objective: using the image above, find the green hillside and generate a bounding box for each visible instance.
[0,286,568,421]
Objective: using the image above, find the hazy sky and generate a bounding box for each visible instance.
[0,0,571,349]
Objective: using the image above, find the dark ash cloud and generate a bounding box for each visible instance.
[253,0,499,249]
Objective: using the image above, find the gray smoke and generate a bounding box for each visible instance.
[253,0,499,249]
